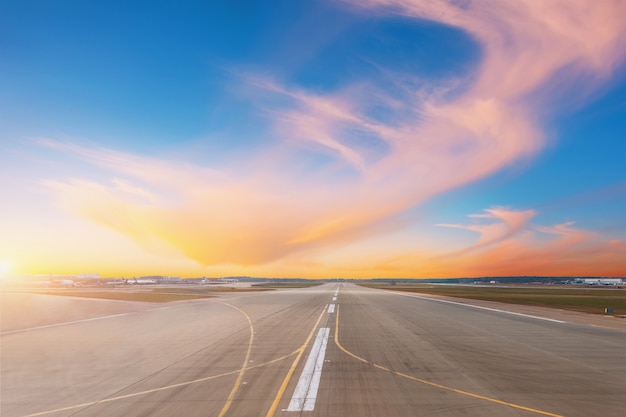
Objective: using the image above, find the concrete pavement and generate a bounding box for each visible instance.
[2,284,625,417]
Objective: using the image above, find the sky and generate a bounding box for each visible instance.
[1,0,626,279]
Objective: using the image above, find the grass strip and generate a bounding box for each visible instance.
[360,284,626,316]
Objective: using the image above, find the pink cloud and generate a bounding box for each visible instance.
[38,1,626,273]
[438,207,536,250]
[349,0,626,98]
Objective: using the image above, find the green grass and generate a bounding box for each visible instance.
[360,283,626,316]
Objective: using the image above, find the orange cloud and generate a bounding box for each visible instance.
[365,209,626,278]
[453,225,626,277]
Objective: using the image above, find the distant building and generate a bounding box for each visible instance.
[573,278,624,286]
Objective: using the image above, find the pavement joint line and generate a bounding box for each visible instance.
[287,327,330,411]
[21,303,305,417]
[0,313,133,335]
[264,304,328,417]
[380,289,566,324]
[21,347,301,417]
[333,304,564,417]
[21,368,243,417]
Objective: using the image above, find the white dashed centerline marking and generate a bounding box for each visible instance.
[328,304,335,313]
[287,327,330,412]
[332,296,337,301]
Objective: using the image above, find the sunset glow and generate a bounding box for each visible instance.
[1,1,625,278]
[0,260,11,276]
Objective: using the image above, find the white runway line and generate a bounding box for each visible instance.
[0,313,132,335]
[394,292,565,323]
[328,304,335,313]
[332,296,337,301]
[287,327,330,411]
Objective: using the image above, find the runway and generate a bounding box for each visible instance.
[2,283,625,417]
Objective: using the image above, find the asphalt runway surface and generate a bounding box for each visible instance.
[2,283,625,417]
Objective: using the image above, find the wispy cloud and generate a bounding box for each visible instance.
[437,207,536,252]
[350,0,626,96]
[37,0,626,274]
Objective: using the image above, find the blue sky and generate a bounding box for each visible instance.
[1,0,625,278]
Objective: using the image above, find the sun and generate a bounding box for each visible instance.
[0,259,12,275]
